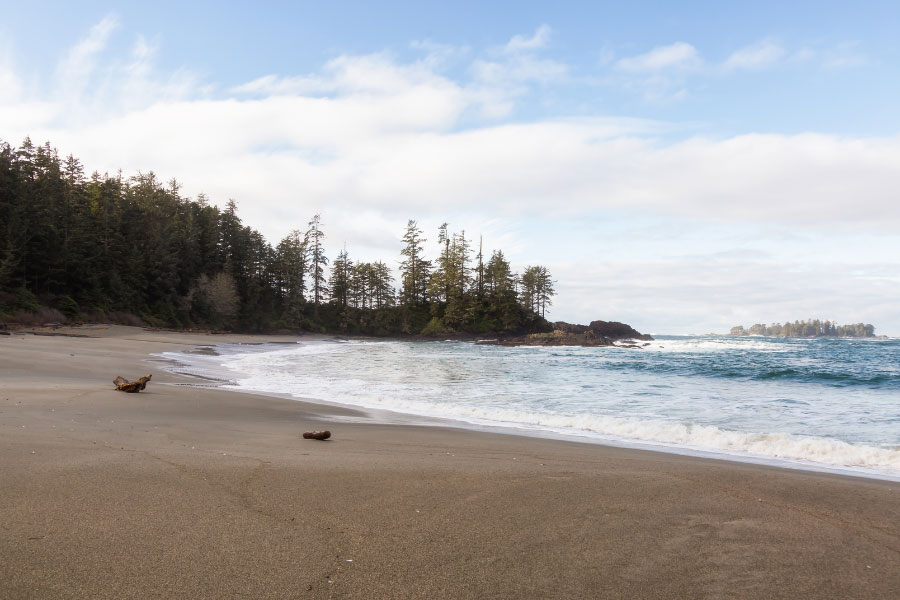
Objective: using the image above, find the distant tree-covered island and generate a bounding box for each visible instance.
[728,320,877,338]
[1,137,652,345]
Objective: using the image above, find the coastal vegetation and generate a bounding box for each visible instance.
[0,138,554,335]
[486,320,653,347]
[728,319,876,338]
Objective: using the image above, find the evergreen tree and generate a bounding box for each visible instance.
[520,265,555,317]
[475,235,484,300]
[275,229,307,325]
[305,213,328,316]
[442,229,472,328]
[330,247,352,308]
[535,266,555,318]
[399,220,429,306]
[0,138,555,336]
[371,261,395,308]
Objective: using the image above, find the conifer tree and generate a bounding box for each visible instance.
[305,213,328,316]
[520,265,555,316]
[400,220,429,306]
[536,266,555,318]
[0,138,559,335]
[275,229,307,325]
[475,235,484,299]
[330,247,352,308]
[371,261,395,308]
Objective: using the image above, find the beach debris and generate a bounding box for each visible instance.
[302,430,331,440]
[113,374,152,393]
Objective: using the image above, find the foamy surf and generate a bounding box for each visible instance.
[158,335,900,479]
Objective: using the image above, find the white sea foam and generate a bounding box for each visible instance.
[233,379,900,473]
[643,337,789,353]
[159,337,900,477]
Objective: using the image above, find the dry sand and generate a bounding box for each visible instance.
[1,325,898,599]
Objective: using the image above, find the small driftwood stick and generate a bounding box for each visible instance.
[302,430,331,440]
[114,374,152,393]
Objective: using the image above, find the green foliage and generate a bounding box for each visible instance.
[275,229,308,327]
[56,295,80,318]
[729,319,876,338]
[421,316,447,336]
[306,214,328,313]
[14,287,40,312]
[400,220,430,306]
[0,137,557,335]
[520,265,555,318]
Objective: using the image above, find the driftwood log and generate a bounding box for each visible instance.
[302,430,331,440]
[114,374,152,393]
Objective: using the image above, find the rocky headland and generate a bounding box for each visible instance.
[480,319,652,348]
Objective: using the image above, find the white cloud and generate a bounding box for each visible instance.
[471,55,568,86]
[56,15,119,102]
[611,42,702,102]
[504,24,552,54]
[723,40,785,71]
[0,41,22,103]
[552,255,900,334]
[790,46,816,63]
[409,39,471,70]
[233,53,460,99]
[615,42,702,72]
[3,20,900,332]
[779,42,868,70]
[6,28,899,235]
[465,24,568,116]
[822,41,868,69]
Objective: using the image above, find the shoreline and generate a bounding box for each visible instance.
[156,334,900,483]
[2,325,899,599]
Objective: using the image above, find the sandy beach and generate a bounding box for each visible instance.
[1,326,898,599]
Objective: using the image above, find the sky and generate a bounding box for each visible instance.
[1,1,899,334]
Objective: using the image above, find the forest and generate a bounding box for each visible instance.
[729,320,876,338]
[0,138,555,336]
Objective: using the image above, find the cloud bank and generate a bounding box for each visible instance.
[1,19,897,332]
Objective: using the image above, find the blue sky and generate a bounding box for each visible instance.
[2,2,899,333]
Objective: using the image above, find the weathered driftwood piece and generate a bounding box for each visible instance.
[302,430,331,440]
[114,374,152,393]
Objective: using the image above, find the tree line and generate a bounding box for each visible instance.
[0,138,555,335]
[729,319,876,338]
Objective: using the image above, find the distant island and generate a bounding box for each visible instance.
[727,319,876,338]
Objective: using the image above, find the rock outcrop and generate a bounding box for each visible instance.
[553,320,653,341]
[480,319,652,348]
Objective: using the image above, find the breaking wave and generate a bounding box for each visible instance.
[160,335,900,478]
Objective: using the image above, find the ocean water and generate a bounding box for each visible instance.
[161,335,900,478]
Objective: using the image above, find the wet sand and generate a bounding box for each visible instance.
[1,325,898,599]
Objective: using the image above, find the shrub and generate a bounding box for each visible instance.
[56,296,80,319]
[420,317,447,336]
[141,312,166,328]
[36,307,66,323]
[10,310,38,326]
[81,310,108,323]
[9,307,66,326]
[108,312,144,327]
[14,287,40,312]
